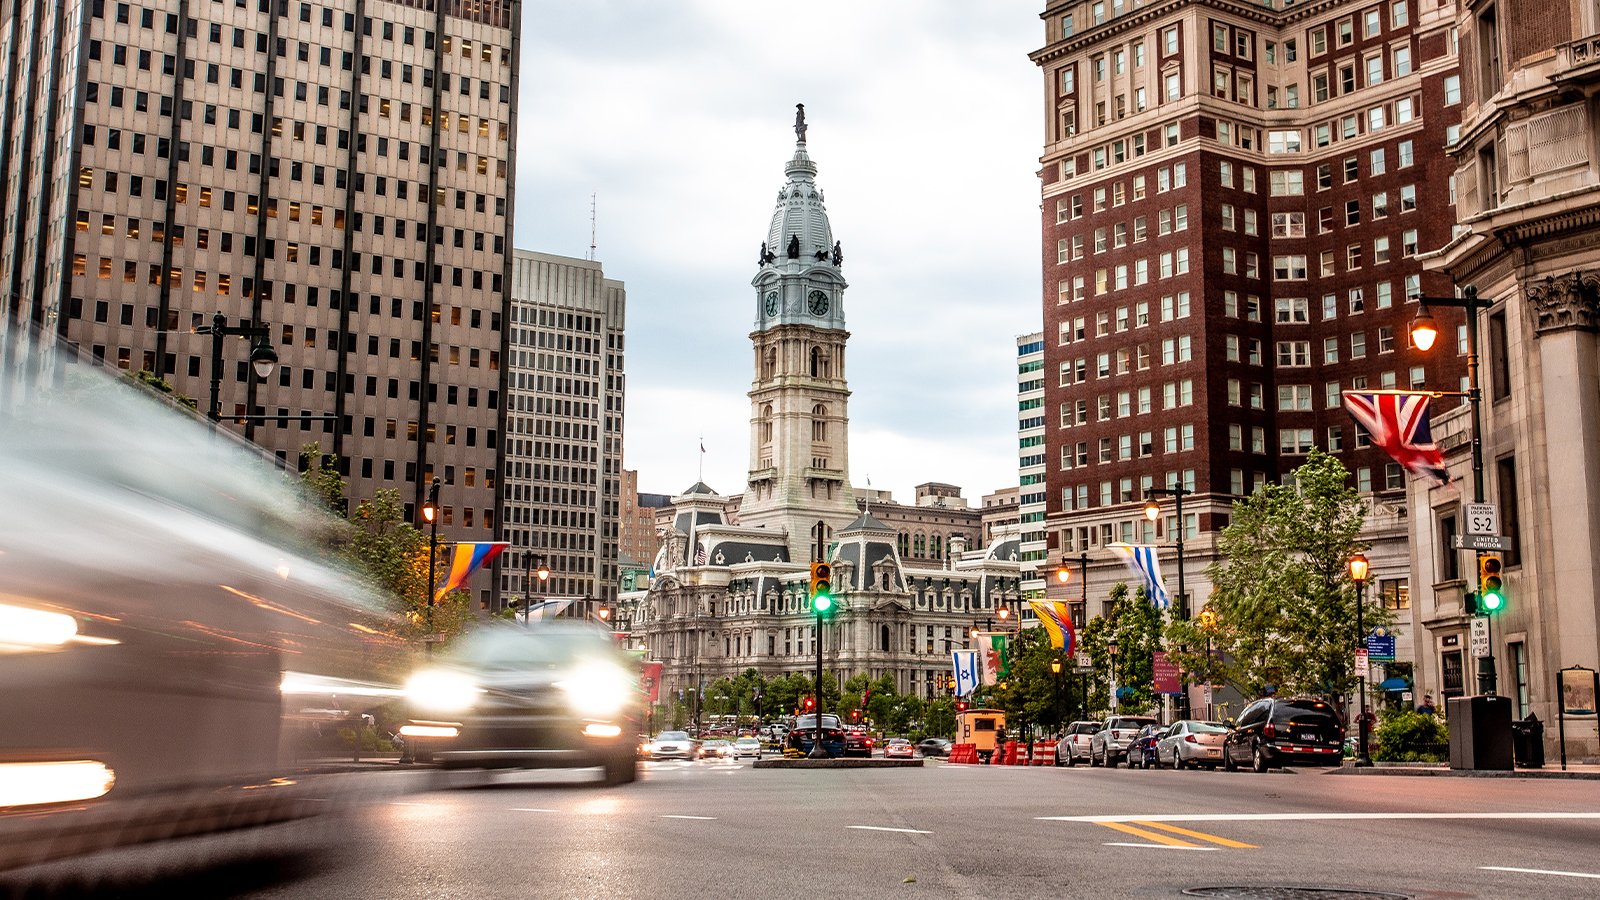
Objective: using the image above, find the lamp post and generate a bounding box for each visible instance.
[1410,284,1497,695]
[1198,609,1217,720]
[1106,639,1119,714]
[421,477,440,657]
[522,553,550,626]
[1056,553,1090,724]
[1050,656,1064,739]
[1146,485,1193,718]
[195,312,277,423]
[1348,552,1374,767]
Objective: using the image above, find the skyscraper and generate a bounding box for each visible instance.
[1,0,519,585]
[1031,0,1467,612]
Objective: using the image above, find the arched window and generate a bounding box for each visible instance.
[762,347,777,381]
[897,532,909,555]
[811,404,828,442]
[760,403,773,444]
[810,346,823,377]
[880,625,891,651]
[931,534,943,558]
[913,533,926,557]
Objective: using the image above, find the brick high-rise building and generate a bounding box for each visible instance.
[1,0,519,604]
[1031,0,1468,620]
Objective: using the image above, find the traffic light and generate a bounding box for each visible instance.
[851,709,861,722]
[1478,555,1506,614]
[810,562,834,616]
[803,696,815,712]
[956,699,968,712]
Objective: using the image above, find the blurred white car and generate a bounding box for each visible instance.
[731,737,763,759]
[645,732,697,760]
[884,738,915,759]
[700,739,734,759]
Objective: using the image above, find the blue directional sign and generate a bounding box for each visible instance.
[1366,628,1396,662]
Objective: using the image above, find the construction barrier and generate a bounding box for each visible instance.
[1030,740,1057,765]
[947,743,979,764]
[1001,740,1020,766]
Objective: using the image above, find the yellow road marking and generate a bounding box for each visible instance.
[1135,820,1258,849]
[1096,821,1199,847]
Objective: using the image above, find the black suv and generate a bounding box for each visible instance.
[1222,696,1344,772]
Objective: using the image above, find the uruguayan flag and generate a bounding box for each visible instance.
[1108,543,1171,610]
[951,649,980,697]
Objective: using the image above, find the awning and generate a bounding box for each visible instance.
[1377,676,1411,692]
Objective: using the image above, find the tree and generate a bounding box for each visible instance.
[1077,583,1164,715]
[924,698,956,738]
[297,444,473,645]
[1167,450,1387,700]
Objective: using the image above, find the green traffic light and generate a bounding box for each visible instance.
[814,593,833,613]
[1481,590,1505,613]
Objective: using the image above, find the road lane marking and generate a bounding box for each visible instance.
[660,815,717,820]
[1040,812,1600,823]
[1136,821,1257,849]
[1097,821,1198,847]
[1103,842,1218,851]
[1482,866,1600,880]
[847,825,933,834]
[511,808,556,813]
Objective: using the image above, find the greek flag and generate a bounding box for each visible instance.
[951,649,980,697]
[1108,543,1171,610]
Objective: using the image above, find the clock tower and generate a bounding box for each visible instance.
[740,105,857,561]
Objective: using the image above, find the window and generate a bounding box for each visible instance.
[1393,46,1412,77]
[1280,428,1315,454]
[1270,170,1304,195]
[1273,255,1308,280]
[1364,8,1381,37]
[1367,54,1384,86]
[1268,130,1302,153]
[1496,455,1521,565]
[1271,212,1306,237]
[1443,74,1461,105]
[1324,336,1340,363]
[1311,27,1327,55]
[1489,310,1511,401]
[1278,384,1313,410]
[1391,0,1409,28]
[1276,297,1309,323]
[1164,26,1179,54]
[1337,17,1354,46]
[1276,340,1311,366]
[1438,512,1460,580]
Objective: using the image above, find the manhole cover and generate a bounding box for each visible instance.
[1184,883,1408,890]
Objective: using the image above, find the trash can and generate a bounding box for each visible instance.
[1510,713,1545,768]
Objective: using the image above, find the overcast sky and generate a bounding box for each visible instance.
[515,2,1045,505]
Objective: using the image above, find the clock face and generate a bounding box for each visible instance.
[808,290,830,317]
[764,291,779,317]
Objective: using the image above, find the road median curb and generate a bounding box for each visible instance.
[752,758,924,769]
[1326,765,1600,780]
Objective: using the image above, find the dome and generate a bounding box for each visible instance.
[763,115,838,270]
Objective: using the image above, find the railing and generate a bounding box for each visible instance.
[1555,35,1600,77]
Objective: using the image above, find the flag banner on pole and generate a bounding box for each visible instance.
[435,541,509,601]
[1029,600,1078,656]
[524,599,575,622]
[694,542,708,565]
[1341,390,1449,486]
[1107,543,1171,610]
[951,649,980,697]
[640,662,664,705]
[977,632,1010,684]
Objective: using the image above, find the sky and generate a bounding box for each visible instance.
[515,1,1046,505]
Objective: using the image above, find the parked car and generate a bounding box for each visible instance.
[884,738,915,759]
[1090,715,1159,767]
[1057,720,1103,766]
[787,714,846,757]
[842,728,875,758]
[1125,723,1166,769]
[1222,697,1345,773]
[731,737,763,759]
[644,731,699,760]
[402,622,642,785]
[700,739,734,759]
[1156,720,1230,769]
[916,737,952,758]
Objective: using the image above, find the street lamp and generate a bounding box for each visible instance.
[1055,550,1090,630]
[1348,552,1374,768]
[1410,284,1496,694]
[1106,639,1119,715]
[195,312,277,422]
[1146,484,1194,717]
[522,553,549,626]
[421,476,440,657]
[1198,608,1218,720]
[1050,656,1064,738]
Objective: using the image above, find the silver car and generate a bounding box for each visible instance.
[1089,715,1159,767]
[647,731,698,760]
[1156,720,1230,769]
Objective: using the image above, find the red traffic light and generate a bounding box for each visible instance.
[956,700,968,712]
[803,696,815,711]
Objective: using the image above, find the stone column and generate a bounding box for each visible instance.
[1528,274,1600,675]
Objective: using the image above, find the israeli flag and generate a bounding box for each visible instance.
[951,649,980,697]
[1108,543,1172,610]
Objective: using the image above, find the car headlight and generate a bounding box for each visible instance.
[555,662,633,718]
[404,669,481,714]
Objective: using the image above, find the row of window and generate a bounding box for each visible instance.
[1058,424,1197,469]
[1056,380,1196,427]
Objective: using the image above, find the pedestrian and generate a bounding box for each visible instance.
[1416,694,1436,715]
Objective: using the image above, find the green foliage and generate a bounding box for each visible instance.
[129,369,198,410]
[1373,709,1448,762]
[1078,582,1164,716]
[1177,450,1385,699]
[923,698,956,738]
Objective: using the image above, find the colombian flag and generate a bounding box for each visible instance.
[1029,599,1077,657]
[435,541,510,601]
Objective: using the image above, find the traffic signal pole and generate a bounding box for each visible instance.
[809,561,833,758]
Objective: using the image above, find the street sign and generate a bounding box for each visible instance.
[1454,534,1507,551]
[1074,652,1090,669]
[1355,649,1370,675]
[1469,616,1490,658]
[1464,503,1500,537]
[1366,631,1396,662]
[1153,651,1181,694]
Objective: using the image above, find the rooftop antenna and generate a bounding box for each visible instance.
[587,193,597,261]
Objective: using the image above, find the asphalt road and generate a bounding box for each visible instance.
[7,759,1600,899]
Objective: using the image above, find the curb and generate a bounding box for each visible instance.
[752,758,924,769]
[1325,766,1600,780]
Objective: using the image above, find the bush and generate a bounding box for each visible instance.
[1373,710,1448,762]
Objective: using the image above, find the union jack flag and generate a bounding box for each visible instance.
[1341,391,1449,486]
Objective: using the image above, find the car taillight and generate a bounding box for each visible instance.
[1263,723,1276,738]
[1184,735,1197,744]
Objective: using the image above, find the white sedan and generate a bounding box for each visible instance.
[731,737,763,759]
[1155,720,1229,769]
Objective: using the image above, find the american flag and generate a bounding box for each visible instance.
[694,542,707,565]
[1342,391,1449,486]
